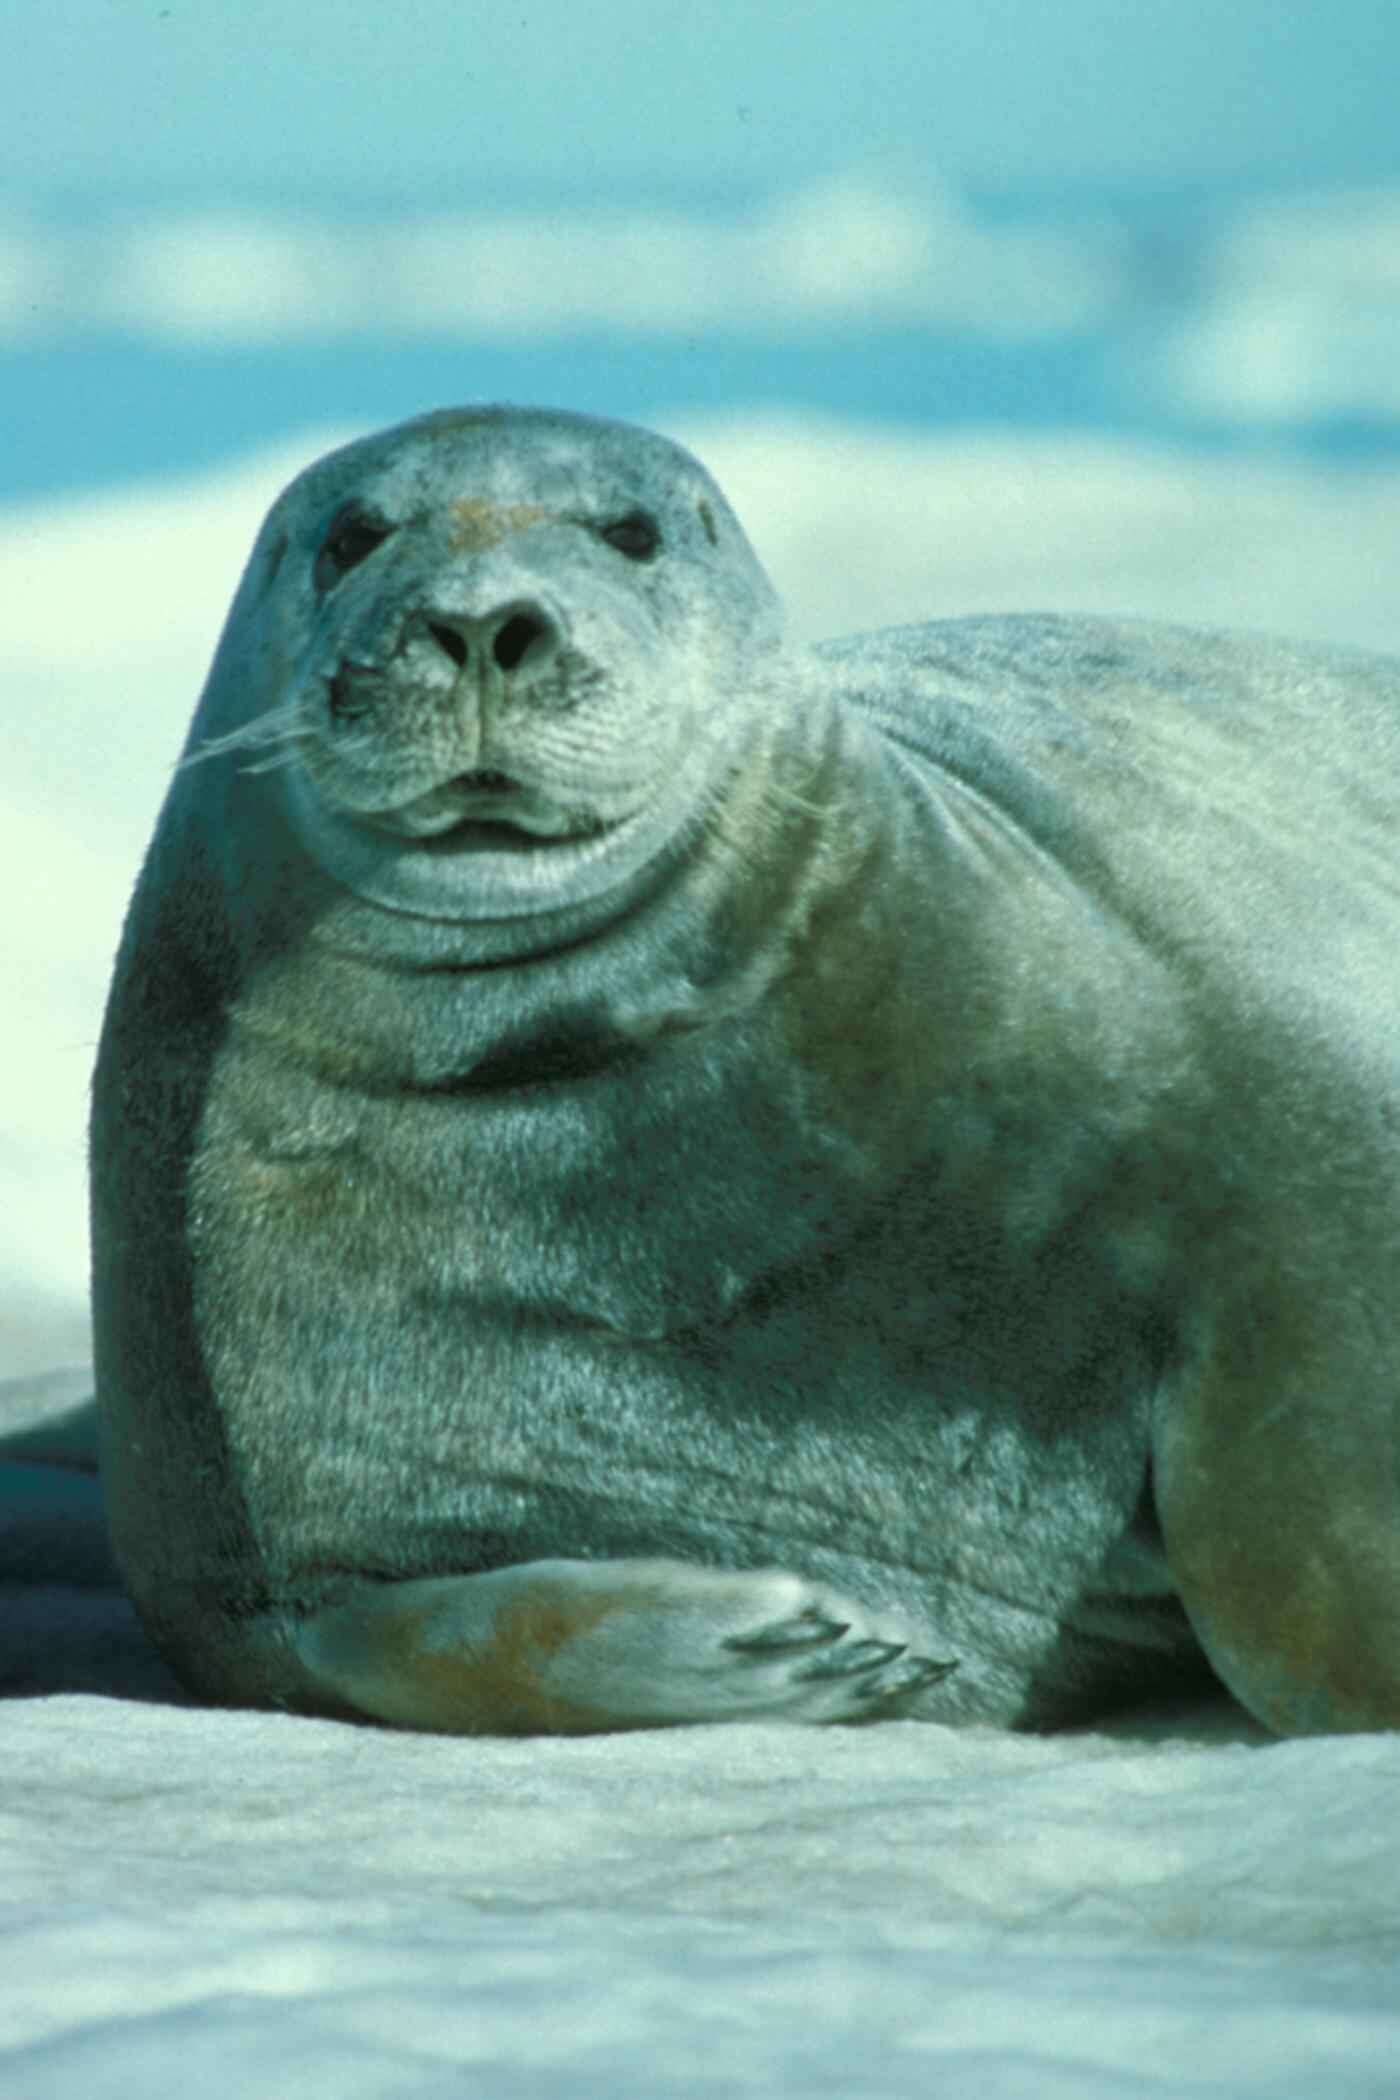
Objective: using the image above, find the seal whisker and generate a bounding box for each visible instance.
[685,752,835,886]
[179,699,313,773]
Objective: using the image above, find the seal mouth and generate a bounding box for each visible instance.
[363,768,610,855]
[285,735,711,924]
[420,812,608,858]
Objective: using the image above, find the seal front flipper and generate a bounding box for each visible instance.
[289,1559,957,1734]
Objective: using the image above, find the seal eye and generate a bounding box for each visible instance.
[315,508,393,592]
[598,510,661,563]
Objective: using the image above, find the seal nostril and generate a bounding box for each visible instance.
[327,668,371,723]
[493,613,547,673]
[455,769,516,795]
[428,622,469,668]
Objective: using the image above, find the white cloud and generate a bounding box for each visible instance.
[757,180,1112,335]
[1148,187,1400,422]
[7,415,1400,1355]
[0,209,61,339]
[18,178,1400,430]
[7,179,1121,348]
[1214,188,1400,302]
[97,216,368,344]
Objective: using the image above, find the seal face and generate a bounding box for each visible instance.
[91,406,1400,1738]
[190,405,782,934]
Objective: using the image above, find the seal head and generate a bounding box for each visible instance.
[188,406,783,932]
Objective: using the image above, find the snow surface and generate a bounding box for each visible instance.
[4,427,1400,2093]
[3,1371,1399,2097]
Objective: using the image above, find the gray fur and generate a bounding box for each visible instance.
[92,407,1400,1736]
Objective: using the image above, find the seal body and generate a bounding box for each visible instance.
[92,406,1400,1736]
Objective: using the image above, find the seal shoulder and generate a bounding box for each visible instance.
[823,613,1400,1033]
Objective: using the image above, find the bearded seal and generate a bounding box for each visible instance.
[90,405,1400,1737]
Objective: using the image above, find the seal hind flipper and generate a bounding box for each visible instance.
[1155,1348,1400,1735]
[0,1396,100,1473]
[290,1559,957,1734]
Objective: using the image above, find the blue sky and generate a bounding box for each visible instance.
[5,4,1400,500]
[8,0,1400,201]
[7,1,1400,1337]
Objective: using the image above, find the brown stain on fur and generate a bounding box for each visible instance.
[447,500,551,553]
[369,1579,639,1734]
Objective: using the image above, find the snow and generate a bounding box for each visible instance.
[4,426,1400,2093]
[3,1372,1399,2095]
[4,1367,1399,2097]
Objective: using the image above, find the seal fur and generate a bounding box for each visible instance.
[91,405,1400,1736]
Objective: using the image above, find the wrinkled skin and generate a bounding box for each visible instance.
[90,406,1400,1736]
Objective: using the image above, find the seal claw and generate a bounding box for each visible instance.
[724,1608,851,1654]
[797,1636,908,1682]
[853,1653,960,1703]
